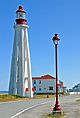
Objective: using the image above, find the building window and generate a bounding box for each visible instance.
[34,86,36,91]
[34,80,36,84]
[49,86,53,90]
[44,88,46,89]
[39,80,41,84]
[39,88,41,91]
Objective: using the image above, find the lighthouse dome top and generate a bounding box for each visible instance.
[16,6,26,13]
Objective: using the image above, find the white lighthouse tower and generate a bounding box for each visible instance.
[9,6,33,98]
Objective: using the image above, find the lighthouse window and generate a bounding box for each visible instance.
[19,13,23,18]
[17,12,26,19]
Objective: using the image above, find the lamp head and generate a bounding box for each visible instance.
[52,34,60,45]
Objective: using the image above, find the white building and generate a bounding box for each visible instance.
[32,75,56,94]
[9,6,33,98]
[32,75,64,94]
[72,83,80,92]
[58,80,64,93]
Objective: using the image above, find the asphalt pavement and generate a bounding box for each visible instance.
[0,94,80,118]
[0,97,54,118]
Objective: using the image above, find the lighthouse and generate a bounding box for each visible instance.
[9,6,33,98]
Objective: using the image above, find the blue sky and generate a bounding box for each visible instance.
[0,0,80,91]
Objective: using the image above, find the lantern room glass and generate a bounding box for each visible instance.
[16,12,26,19]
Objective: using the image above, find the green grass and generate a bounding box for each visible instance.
[42,112,64,118]
[33,94,55,99]
[0,94,55,102]
[0,94,65,102]
[48,112,64,118]
[76,99,80,102]
[0,94,31,102]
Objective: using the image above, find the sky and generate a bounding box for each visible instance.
[0,0,80,91]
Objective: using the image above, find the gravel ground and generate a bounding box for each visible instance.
[61,94,80,118]
[15,94,80,118]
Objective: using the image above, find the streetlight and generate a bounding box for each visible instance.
[52,34,62,114]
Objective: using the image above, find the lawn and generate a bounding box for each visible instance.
[0,94,31,102]
[42,113,64,118]
[0,93,56,102]
[33,94,55,99]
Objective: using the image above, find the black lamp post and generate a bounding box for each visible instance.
[52,34,62,114]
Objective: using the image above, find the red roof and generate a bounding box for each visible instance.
[32,75,55,80]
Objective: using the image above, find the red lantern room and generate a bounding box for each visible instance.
[16,6,27,25]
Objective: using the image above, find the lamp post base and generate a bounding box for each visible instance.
[52,103,62,115]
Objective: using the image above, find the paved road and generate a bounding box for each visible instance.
[0,94,80,118]
[14,94,80,118]
[0,98,54,118]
